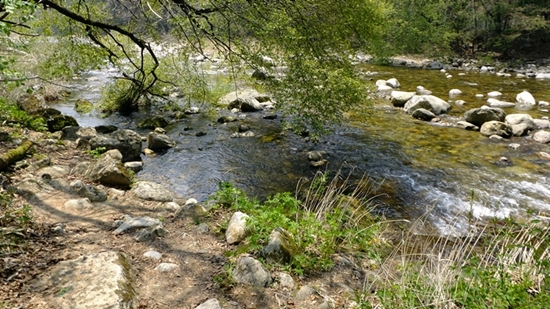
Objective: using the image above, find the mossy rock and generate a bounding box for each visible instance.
[75,99,94,114]
[47,115,79,132]
[137,116,169,129]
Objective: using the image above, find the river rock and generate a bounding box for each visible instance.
[85,149,133,188]
[218,89,261,106]
[47,115,79,132]
[226,211,249,244]
[516,91,536,106]
[390,91,415,107]
[17,93,48,114]
[155,263,178,273]
[416,86,432,95]
[449,89,462,96]
[130,181,174,202]
[411,108,436,121]
[534,119,550,129]
[535,73,550,79]
[505,114,535,136]
[30,251,136,309]
[195,298,222,309]
[480,121,512,138]
[143,250,162,260]
[386,78,400,88]
[457,121,479,131]
[463,106,506,127]
[70,180,108,202]
[217,116,237,123]
[74,98,94,114]
[113,215,161,235]
[275,272,295,289]
[377,84,393,95]
[262,228,297,265]
[486,98,515,108]
[533,130,550,143]
[487,91,502,97]
[89,129,142,162]
[403,95,451,115]
[147,132,176,150]
[61,126,97,141]
[64,198,94,210]
[307,150,326,162]
[95,125,118,134]
[233,255,272,287]
[138,116,169,129]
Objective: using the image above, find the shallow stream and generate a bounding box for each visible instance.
[54,64,550,234]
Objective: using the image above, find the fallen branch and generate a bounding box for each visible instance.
[0,140,34,171]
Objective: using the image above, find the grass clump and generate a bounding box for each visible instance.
[0,97,46,131]
[359,215,550,308]
[212,171,387,275]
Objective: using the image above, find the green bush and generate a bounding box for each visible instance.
[0,97,47,131]
[212,174,384,274]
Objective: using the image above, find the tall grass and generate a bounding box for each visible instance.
[362,213,550,308]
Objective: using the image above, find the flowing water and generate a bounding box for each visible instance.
[55,64,550,234]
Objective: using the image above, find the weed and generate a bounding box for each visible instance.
[86,146,106,159]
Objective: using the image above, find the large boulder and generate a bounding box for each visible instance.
[516,91,536,106]
[480,121,512,138]
[233,255,272,287]
[218,89,266,106]
[85,149,133,188]
[262,228,297,265]
[130,181,174,202]
[89,129,143,162]
[229,97,264,112]
[30,251,136,309]
[505,114,535,136]
[147,132,176,150]
[403,95,451,115]
[17,93,47,114]
[226,211,249,245]
[390,91,415,107]
[137,116,169,129]
[47,115,79,132]
[463,106,506,127]
[533,131,550,144]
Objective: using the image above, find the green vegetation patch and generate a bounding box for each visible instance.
[0,97,47,131]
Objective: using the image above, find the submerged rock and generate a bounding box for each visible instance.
[480,121,512,138]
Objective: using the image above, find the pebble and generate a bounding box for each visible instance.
[155,263,178,272]
[144,251,162,260]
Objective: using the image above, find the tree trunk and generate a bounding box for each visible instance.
[0,140,34,171]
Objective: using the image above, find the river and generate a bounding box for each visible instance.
[53,63,550,235]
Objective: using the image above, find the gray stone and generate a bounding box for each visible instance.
[134,225,167,242]
[217,116,237,123]
[17,93,47,114]
[143,251,162,260]
[508,143,521,150]
[138,116,169,129]
[457,121,479,131]
[404,95,451,115]
[147,132,176,150]
[480,121,512,138]
[130,181,173,202]
[534,119,550,129]
[233,256,271,287]
[487,91,502,97]
[61,126,97,141]
[38,165,70,178]
[64,198,94,210]
[487,98,516,108]
[155,263,178,273]
[262,228,296,265]
[533,131,550,144]
[89,129,143,162]
[307,150,326,162]
[70,180,108,202]
[197,223,210,234]
[230,131,255,138]
[416,86,432,95]
[505,114,535,136]
[516,91,536,106]
[464,106,506,127]
[234,97,264,112]
[295,285,316,301]
[195,298,222,309]
[449,89,462,96]
[113,216,161,235]
[390,91,415,107]
[163,202,181,212]
[411,108,436,121]
[124,161,143,173]
[226,211,249,244]
[218,89,261,106]
[30,251,135,309]
[385,78,400,88]
[86,150,133,187]
[275,272,295,289]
